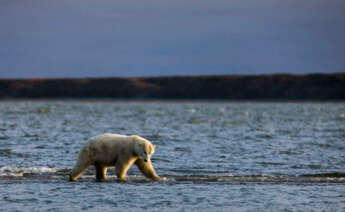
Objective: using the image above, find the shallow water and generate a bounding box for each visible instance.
[0,101,344,211]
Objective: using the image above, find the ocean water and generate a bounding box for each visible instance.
[0,100,344,211]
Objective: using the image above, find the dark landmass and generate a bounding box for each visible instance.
[0,73,344,101]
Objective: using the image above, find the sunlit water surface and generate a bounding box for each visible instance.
[0,101,344,211]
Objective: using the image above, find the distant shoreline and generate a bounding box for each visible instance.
[1,73,344,101]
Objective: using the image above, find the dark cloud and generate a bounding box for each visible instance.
[0,0,344,78]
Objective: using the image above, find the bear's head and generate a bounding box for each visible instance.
[132,136,156,162]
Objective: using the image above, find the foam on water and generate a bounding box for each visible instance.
[0,166,58,177]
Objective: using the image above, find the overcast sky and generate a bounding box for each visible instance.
[0,0,344,78]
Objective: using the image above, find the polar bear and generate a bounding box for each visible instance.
[69,133,160,182]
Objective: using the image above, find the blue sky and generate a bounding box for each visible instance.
[0,0,344,78]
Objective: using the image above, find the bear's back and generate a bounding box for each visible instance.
[87,133,132,149]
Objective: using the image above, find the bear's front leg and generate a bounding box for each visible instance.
[135,159,160,181]
[69,157,92,182]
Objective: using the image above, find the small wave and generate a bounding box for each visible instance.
[168,174,345,184]
[0,149,28,158]
[300,173,345,178]
[0,166,60,177]
[337,113,345,120]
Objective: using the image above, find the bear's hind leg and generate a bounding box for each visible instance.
[102,167,108,181]
[95,163,107,182]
